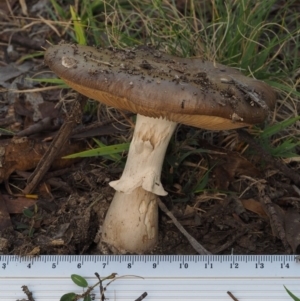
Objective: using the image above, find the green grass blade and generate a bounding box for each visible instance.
[284,286,300,301]
[50,0,67,19]
[16,52,44,64]
[29,78,66,85]
[63,143,130,159]
[81,1,102,45]
[193,170,209,193]
[270,140,300,158]
[0,128,15,135]
[267,81,300,98]
[70,6,87,45]
[92,139,123,161]
[260,116,300,139]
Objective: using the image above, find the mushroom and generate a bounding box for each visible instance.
[44,43,276,254]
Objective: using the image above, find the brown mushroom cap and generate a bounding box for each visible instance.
[44,43,276,130]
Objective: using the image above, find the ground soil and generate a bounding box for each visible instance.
[0,160,293,256]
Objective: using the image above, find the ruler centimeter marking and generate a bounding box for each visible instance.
[0,255,299,301]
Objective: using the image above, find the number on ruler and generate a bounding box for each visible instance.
[230,263,239,269]
[255,263,264,269]
[153,263,157,269]
[180,263,188,269]
[52,263,56,269]
[103,263,106,268]
[281,263,289,268]
[205,263,213,269]
[127,263,132,269]
[2,263,6,269]
[77,263,81,269]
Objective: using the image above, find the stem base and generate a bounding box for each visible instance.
[101,187,158,254]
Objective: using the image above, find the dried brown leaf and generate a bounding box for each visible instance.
[241,198,267,217]
[284,210,300,253]
[0,137,84,182]
[2,195,37,214]
[0,195,12,230]
[198,139,261,190]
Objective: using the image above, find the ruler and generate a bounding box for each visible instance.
[0,255,299,301]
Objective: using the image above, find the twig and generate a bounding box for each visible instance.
[0,116,16,127]
[16,117,59,137]
[21,285,35,301]
[258,188,290,251]
[227,291,239,301]
[135,292,148,301]
[213,228,248,254]
[0,192,12,229]
[292,185,300,197]
[95,272,105,301]
[74,272,117,301]
[23,95,86,194]
[0,32,46,50]
[71,112,133,138]
[224,76,269,110]
[156,198,211,255]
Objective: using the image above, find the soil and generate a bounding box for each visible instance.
[0,162,293,256]
[0,0,299,257]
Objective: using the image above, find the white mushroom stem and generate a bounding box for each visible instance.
[101,115,177,253]
[110,115,177,196]
[101,187,159,254]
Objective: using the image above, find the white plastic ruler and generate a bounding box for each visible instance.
[0,255,299,301]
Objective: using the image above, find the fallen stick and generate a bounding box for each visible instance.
[156,198,211,255]
[23,94,86,194]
